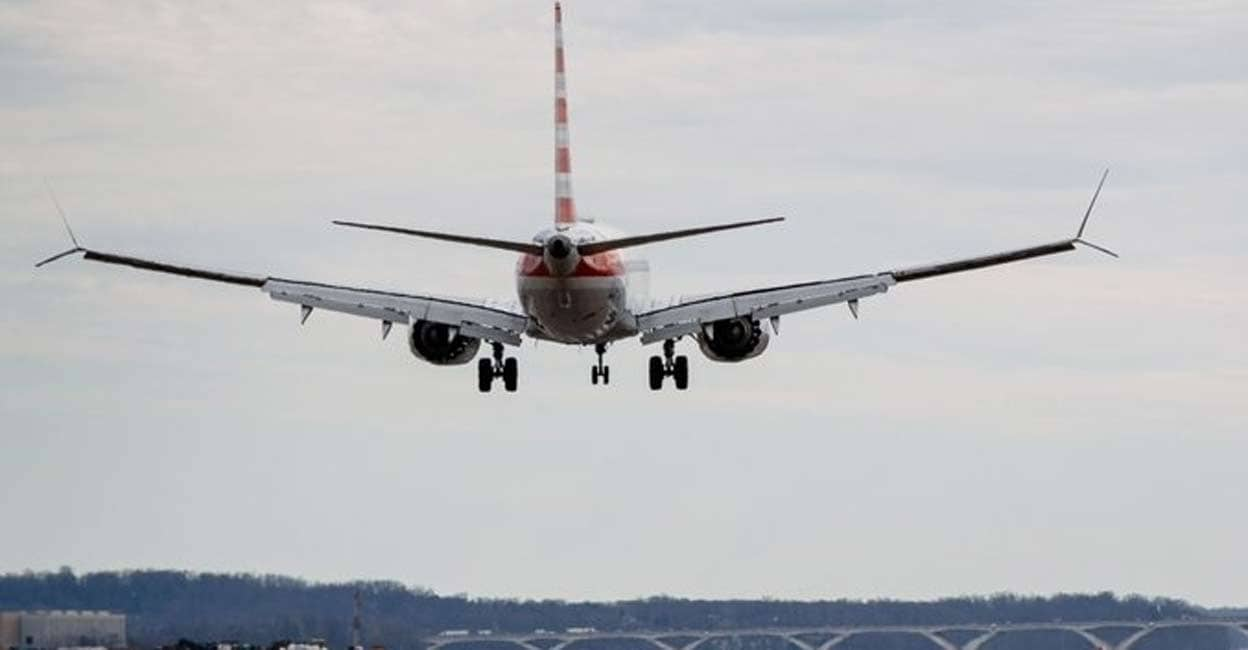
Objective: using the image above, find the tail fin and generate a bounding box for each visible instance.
[554,2,577,225]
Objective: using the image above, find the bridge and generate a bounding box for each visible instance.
[426,620,1248,650]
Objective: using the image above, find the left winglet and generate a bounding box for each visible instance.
[34,180,87,268]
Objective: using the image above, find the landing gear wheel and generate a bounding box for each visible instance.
[477,358,494,393]
[648,355,664,390]
[648,339,690,391]
[591,343,611,387]
[502,357,519,392]
[673,355,689,390]
[479,342,517,393]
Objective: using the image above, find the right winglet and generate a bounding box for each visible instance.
[34,180,86,268]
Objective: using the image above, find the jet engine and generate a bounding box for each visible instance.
[408,321,481,366]
[696,316,770,362]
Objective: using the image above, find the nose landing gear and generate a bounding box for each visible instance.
[590,343,610,385]
[648,339,689,391]
[477,342,518,393]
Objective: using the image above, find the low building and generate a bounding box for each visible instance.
[0,611,126,650]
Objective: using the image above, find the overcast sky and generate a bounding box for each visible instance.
[2,0,1246,607]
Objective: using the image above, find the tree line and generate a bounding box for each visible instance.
[0,569,1203,650]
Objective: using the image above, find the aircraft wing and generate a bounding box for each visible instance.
[636,170,1116,344]
[60,249,528,345]
[635,238,1101,344]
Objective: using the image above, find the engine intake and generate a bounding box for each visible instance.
[697,316,770,363]
[408,321,481,366]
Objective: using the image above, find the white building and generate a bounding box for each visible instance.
[0,611,126,650]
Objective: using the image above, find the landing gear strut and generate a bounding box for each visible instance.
[477,342,518,393]
[590,343,610,386]
[648,339,689,391]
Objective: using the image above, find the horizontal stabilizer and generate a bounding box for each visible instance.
[334,217,784,258]
[333,220,543,255]
[578,217,785,256]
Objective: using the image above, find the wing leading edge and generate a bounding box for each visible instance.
[50,248,528,346]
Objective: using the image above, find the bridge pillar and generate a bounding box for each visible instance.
[813,636,843,650]
[1115,625,1158,650]
[652,635,707,650]
[919,631,958,650]
[782,634,815,650]
[1070,628,1112,650]
[963,630,997,650]
[639,638,679,650]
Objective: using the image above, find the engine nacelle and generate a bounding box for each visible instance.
[408,321,481,366]
[696,316,770,363]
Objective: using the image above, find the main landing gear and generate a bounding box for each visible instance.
[477,342,518,393]
[590,343,610,386]
[648,339,689,391]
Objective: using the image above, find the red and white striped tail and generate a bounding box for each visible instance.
[554,2,577,225]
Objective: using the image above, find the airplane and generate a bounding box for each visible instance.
[36,3,1116,393]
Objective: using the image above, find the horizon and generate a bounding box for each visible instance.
[4,567,1240,610]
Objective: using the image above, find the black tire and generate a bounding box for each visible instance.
[502,357,519,392]
[477,358,493,393]
[648,355,664,391]
[674,355,689,390]
[591,366,600,385]
[602,366,610,385]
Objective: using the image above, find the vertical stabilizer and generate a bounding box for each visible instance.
[554,2,577,224]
